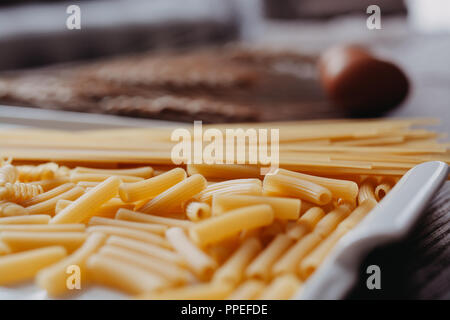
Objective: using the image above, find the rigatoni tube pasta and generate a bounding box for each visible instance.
[189,204,274,247]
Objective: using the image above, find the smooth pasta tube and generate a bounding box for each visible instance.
[36,232,107,297]
[139,174,207,214]
[286,207,325,240]
[0,164,17,186]
[119,168,186,203]
[86,254,168,295]
[106,236,185,266]
[50,176,120,224]
[98,245,192,285]
[258,274,301,300]
[0,246,67,285]
[358,178,377,204]
[272,205,351,275]
[17,163,58,182]
[138,282,233,300]
[26,187,85,216]
[299,199,377,279]
[116,208,193,229]
[264,174,332,206]
[245,234,293,281]
[74,166,153,178]
[1,231,87,253]
[165,227,217,279]
[0,201,27,217]
[185,201,212,221]
[21,183,75,207]
[187,164,261,179]
[212,194,301,220]
[194,179,262,204]
[213,237,262,285]
[82,198,135,222]
[0,214,51,225]
[70,172,144,183]
[375,178,395,201]
[189,204,274,247]
[0,224,85,232]
[88,217,167,235]
[86,225,170,249]
[227,279,266,300]
[0,182,44,202]
[276,168,359,202]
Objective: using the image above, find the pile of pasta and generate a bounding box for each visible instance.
[0,118,448,299]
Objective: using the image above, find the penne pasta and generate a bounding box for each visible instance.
[26,186,85,216]
[0,201,27,217]
[119,168,186,203]
[50,176,120,224]
[116,208,193,229]
[189,204,274,247]
[70,172,144,183]
[187,164,261,179]
[74,166,153,178]
[0,246,67,285]
[212,194,300,220]
[195,179,263,204]
[0,214,51,225]
[165,227,217,279]
[258,274,301,300]
[21,183,75,207]
[87,216,167,235]
[0,224,85,233]
[185,201,212,221]
[286,207,325,240]
[227,279,266,300]
[138,282,233,300]
[139,174,207,215]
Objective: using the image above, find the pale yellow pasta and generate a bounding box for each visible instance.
[272,205,351,275]
[0,214,51,225]
[138,282,233,300]
[106,236,185,266]
[185,201,212,221]
[74,166,153,178]
[165,227,217,279]
[54,199,72,214]
[0,224,85,232]
[194,179,262,204]
[189,204,274,247]
[98,245,192,285]
[0,164,17,186]
[358,178,377,204]
[82,198,135,222]
[88,216,167,235]
[86,254,168,295]
[264,173,332,206]
[206,236,240,264]
[0,182,44,202]
[139,174,207,214]
[0,246,67,285]
[26,186,85,216]
[245,234,293,281]
[119,168,186,203]
[227,279,266,300]
[212,194,300,220]
[50,176,120,224]
[116,208,193,229]
[36,232,107,297]
[299,199,377,279]
[0,201,27,217]
[70,172,144,183]
[213,237,261,285]
[76,181,101,188]
[86,225,170,249]
[286,207,325,240]
[187,164,261,179]
[258,274,301,300]
[276,168,359,202]
[21,183,75,207]
[375,179,395,201]
[1,231,87,253]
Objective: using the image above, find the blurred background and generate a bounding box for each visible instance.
[0,0,449,130]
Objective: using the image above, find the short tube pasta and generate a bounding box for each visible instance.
[185,201,212,221]
[116,208,193,229]
[195,179,263,204]
[139,174,207,215]
[26,186,85,216]
[264,173,332,205]
[258,274,302,300]
[0,215,51,225]
[50,176,120,224]
[73,166,153,178]
[212,194,300,220]
[88,216,167,235]
[70,172,144,183]
[189,204,274,247]
[118,168,186,203]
